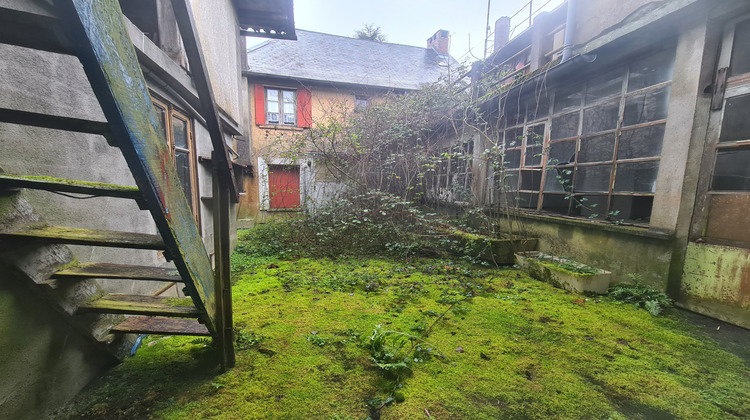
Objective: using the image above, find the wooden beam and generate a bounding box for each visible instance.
[77,294,201,317]
[170,0,240,202]
[0,226,166,250]
[53,262,183,282]
[111,316,210,336]
[0,108,111,140]
[0,7,74,55]
[0,174,142,204]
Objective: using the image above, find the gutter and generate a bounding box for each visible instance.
[561,0,577,62]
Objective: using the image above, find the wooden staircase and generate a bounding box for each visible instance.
[0,0,235,368]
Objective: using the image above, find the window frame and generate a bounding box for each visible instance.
[265,87,297,126]
[151,95,200,226]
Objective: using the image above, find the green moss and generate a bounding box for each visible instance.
[165,297,194,307]
[2,174,139,191]
[58,255,750,420]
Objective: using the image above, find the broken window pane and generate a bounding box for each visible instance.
[542,193,570,215]
[579,133,615,163]
[623,86,671,126]
[582,99,620,135]
[618,125,665,160]
[574,165,612,192]
[544,167,573,192]
[614,161,659,193]
[729,19,750,77]
[505,127,523,148]
[712,147,750,191]
[504,149,522,169]
[627,49,675,92]
[553,84,583,113]
[719,94,750,143]
[520,170,542,190]
[570,195,608,219]
[551,112,579,140]
[585,70,624,104]
[610,196,653,222]
[548,140,576,165]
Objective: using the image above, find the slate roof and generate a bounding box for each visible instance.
[245,30,458,90]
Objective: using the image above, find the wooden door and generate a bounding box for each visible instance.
[268,165,300,209]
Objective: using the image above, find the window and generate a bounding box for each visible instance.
[152,96,199,222]
[266,88,296,125]
[492,47,675,224]
[355,95,370,109]
[433,141,474,202]
[254,85,312,128]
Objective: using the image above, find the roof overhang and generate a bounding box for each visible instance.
[233,0,296,40]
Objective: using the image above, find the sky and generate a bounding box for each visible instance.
[287,0,566,64]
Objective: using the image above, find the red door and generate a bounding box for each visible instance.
[268,165,300,209]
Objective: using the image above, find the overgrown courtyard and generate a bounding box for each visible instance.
[54,225,750,420]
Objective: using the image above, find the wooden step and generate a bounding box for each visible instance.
[52,262,183,282]
[0,7,74,55]
[0,108,110,136]
[111,316,210,336]
[0,174,142,202]
[0,226,165,250]
[77,294,201,317]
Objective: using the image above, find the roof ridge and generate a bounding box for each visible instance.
[293,28,438,53]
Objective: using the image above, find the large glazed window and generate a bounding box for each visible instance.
[492,47,675,224]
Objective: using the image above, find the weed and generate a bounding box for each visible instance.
[234,328,264,350]
[608,277,673,316]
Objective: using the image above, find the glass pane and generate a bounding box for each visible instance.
[267,112,279,123]
[525,145,543,166]
[729,20,750,77]
[614,161,659,193]
[504,149,521,169]
[544,168,573,192]
[520,170,542,190]
[542,193,570,215]
[586,70,624,104]
[515,192,539,209]
[579,134,615,163]
[526,125,545,145]
[501,170,519,191]
[610,196,653,222]
[266,89,278,100]
[171,116,188,149]
[719,94,750,143]
[571,195,608,219]
[582,99,619,135]
[283,114,296,124]
[267,100,279,113]
[623,86,670,126]
[575,165,612,192]
[175,150,192,210]
[712,147,750,191]
[283,102,296,114]
[282,90,295,102]
[627,49,675,92]
[548,140,576,165]
[504,127,523,148]
[153,104,167,141]
[554,84,583,113]
[551,112,579,140]
[618,125,665,160]
[525,94,550,121]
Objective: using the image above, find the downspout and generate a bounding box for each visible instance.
[561,0,578,62]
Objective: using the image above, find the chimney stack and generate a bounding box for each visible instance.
[493,17,511,53]
[427,29,450,55]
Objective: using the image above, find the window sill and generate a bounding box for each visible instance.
[493,208,674,240]
[258,124,304,131]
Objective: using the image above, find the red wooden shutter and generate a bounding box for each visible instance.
[254,84,265,125]
[297,87,312,128]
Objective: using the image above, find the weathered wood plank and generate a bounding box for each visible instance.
[78,294,200,317]
[52,0,216,335]
[111,316,209,336]
[0,174,141,202]
[0,226,165,250]
[53,262,182,282]
[0,6,74,55]
[0,108,110,136]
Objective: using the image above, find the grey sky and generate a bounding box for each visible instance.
[290,0,565,63]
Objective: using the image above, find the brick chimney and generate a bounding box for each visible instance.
[493,17,511,53]
[427,29,450,55]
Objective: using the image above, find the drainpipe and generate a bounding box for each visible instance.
[561,0,578,62]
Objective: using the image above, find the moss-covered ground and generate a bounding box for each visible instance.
[56,255,750,420]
